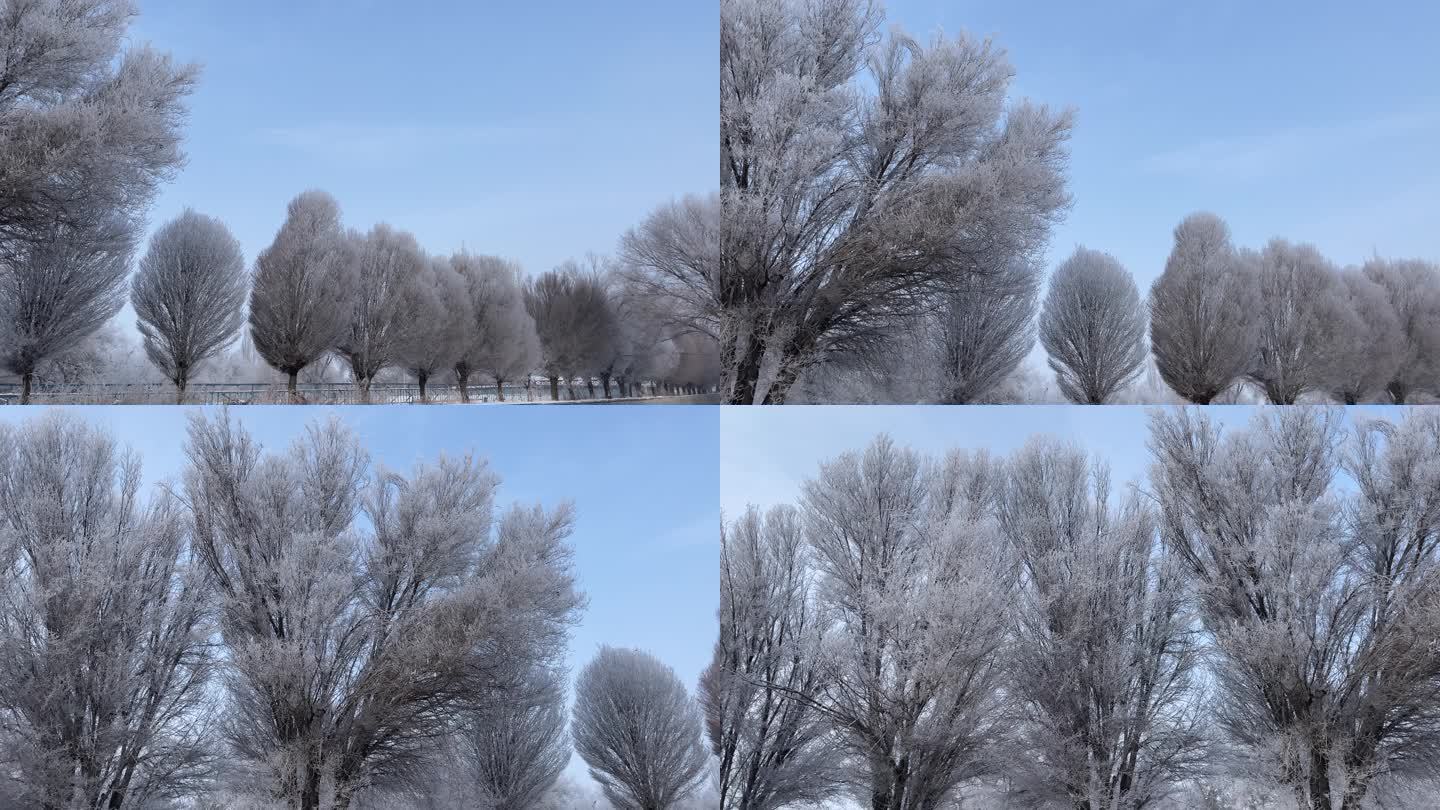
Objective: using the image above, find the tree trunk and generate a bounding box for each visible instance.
[20,369,33,404]
[1308,746,1332,810]
[601,373,612,399]
[457,368,471,403]
[176,378,187,404]
[417,370,429,402]
[1387,381,1408,404]
[729,333,766,404]
[549,376,560,401]
[1343,392,1358,405]
[586,377,596,399]
[763,360,801,404]
[495,378,506,402]
[287,370,299,402]
[1189,392,1213,405]
[358,376,372,404]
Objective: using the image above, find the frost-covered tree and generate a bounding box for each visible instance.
[395,255,469,401]
[720,0,1071,403]
[181,413,583,810]
[249,190,352,399]
[1039,247,1147,404]
[0,0,197,403]
[1316,269,1403,404]
[705,506,843,810]
[1248,239,1338,404]
[0,219,131,402]
[922,256,1038,404]
[619,194,721,368]
[450,253,538,402]
[334,224,425,401]
[1148,212,1258,404]
[1145,408,1440,809]
[998,438,1205,808]
[460,667,571,810]
[802,436,1014,809]
[1361,258,1440,403]
[523,261,614,401]
[0,414,214,809]
[131,209,247,401]
[573,646,710,810]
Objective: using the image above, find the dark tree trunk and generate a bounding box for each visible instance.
[601,373,612,399]
[1309,746,1332,810]
[417,370,429,402]
[1189,392,1213,405]
[586,377,596,399]
[456,367,471,402]
[549,376,560,401]
[21,370,33,404]
[287,369,299,402]
[729,332,766,404]
[495,378,506,402]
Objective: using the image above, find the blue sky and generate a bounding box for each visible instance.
[0,405,719,786]
[889,0,1440,287]
[721,405,1406,515]
[128,0,716,277]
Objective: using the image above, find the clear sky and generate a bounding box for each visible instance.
[887,0,1440,288]
[0,404,719,791]
[721,405,1407,516]
[128,0,717,277]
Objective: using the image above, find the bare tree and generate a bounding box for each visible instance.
[720,0,1071,403]
[1316,269,1403,404]
[1361,258,1440,403]
[523,261,614,401]
[619,193,721,367]
[395,256,469,401]
[998,438,1206,808]
[1248,239,1338,404]
[932,256,1040,404]
[450,253,539,402]
[1148,212,1258,404]
[1039,247,1147,404]
[181,413,584,809]
[131,209,248,401]
[802,436,1014,809]
[459,667,570,810]
[0,0,197,403]
[0,219,131,402]
[705,506,843,810]
[249,190,352,399]
[573,646,710,810]
[334,224,425,401]
[0,414,214,809]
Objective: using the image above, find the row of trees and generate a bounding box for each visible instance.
[0,0,719,404]
[0,412,712,809]
[1032,215,1440,405]
[706,409,1440,809]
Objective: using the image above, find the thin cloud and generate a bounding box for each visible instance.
[256,123,546,163]
[1139,109,1440,181]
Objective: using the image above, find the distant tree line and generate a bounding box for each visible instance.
[0,411,712,809]
[706,408,1440,809]
[0,0,719,404]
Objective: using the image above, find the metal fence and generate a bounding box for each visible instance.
[0,379,707,406]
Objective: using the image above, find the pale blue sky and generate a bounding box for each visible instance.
[889,0,1440,286]
[0,405,719,787]
[721,405,1406,515]
[128,0,716,277]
